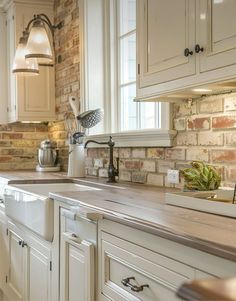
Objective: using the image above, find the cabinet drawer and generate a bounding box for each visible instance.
[100,232,194,301]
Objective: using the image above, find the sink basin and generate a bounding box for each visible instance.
[4,183,100,241]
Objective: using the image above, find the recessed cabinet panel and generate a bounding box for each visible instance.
[199,0,236,72]
[6,1,55,122]
[138,0,196,88]
[17,66,55,121]
[28,247,50,301]
[6,229,25,301]
[101,232,194,301]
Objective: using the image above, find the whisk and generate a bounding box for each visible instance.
[77,108,103,129]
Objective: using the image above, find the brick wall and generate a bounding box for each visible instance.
[48,0,80,171]
[85,95,236,188]
[0,123,48,170]
[52,0,236,187]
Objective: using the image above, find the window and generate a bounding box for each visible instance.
[79,0,174,147]
[117,0,161,132]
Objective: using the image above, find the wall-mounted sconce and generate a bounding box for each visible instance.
[12,14,63,75]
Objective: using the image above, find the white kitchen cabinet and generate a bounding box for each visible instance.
[3,221,52,301]
[59,208,96,301]
[5,225,25,301]
[137,0,236,100]
[5,0,55,122]
[138,0,196,88]
[60,232,94,301]
[98,219,236,301]
[0,209,8,296]
[198,0,236,73]
[100,232,193,301]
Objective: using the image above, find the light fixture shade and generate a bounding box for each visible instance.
[12,35,39,75]
[25,20,53,65]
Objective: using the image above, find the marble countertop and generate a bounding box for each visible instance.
[1,171,236,261]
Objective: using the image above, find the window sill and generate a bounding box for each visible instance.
[84,129,177,148]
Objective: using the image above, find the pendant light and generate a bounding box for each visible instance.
[25,19,53,65]
[12,14,63,74]
[12,31,39,75]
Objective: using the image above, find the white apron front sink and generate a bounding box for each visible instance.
[4,183,99,241]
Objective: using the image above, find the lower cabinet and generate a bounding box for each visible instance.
[60,232,94,301]
[59,207,97,301]
[100,232,193,301]
[3,221,52,301]
[98,220,236,301]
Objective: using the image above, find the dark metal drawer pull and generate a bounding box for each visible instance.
[121,277,149,292]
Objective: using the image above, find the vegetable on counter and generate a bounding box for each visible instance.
[181,161,221,191]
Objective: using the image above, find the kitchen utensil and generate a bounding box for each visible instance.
[64,112,78,143]
[38,140,58,167]
[72,131,85,144]
[69,96,80,130]
[69,96,80,116]
[77,108,103,129]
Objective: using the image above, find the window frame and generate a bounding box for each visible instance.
[79,0,176,147]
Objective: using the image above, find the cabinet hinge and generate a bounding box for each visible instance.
[50,261,52,271]
[14,105,16,111]
[12,15,14,20]
[5,276,8,283]
[138,63,140,75]
[6,228,8,236]
[7,107,9,113]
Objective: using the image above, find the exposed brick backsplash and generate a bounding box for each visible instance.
[0,123,48,170]
[84,94,236,188]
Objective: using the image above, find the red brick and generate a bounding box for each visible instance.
[212,116,236,129]
[187,117,210,130]
[212,150,236,163]
[124,160,140,170]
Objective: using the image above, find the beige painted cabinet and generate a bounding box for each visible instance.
[137,0,236,99]
[198,0,236,73]
[2,221,52,301]
[5,0,55,123]
[138,0,196,88]
[98,220,236,301]
[59,208,95,301]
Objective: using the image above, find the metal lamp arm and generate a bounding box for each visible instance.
[24,13,63,38]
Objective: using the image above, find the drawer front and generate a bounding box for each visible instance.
[100,232,194,301]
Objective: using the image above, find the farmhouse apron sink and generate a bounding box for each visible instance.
[3,183,99,241]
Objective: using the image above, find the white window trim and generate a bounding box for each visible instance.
[79,0,176,147]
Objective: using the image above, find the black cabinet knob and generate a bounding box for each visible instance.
[195,44,204,53]
[184,48,193,57]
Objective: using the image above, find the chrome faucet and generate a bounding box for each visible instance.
[84,136,119,183]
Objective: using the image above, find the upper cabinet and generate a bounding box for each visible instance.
[137,0,236,100]
[138,0,196,87]
[198,0,236,72]
[5,0,55,123]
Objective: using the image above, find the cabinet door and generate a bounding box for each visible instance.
[5,228,26,301]
[199,0,236,72]
[138,0,196,88]
[60,232,94,301]
[100,232,194,301]
[0,211,8,291]
[26,240,52,301]
[7,3,55,122]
